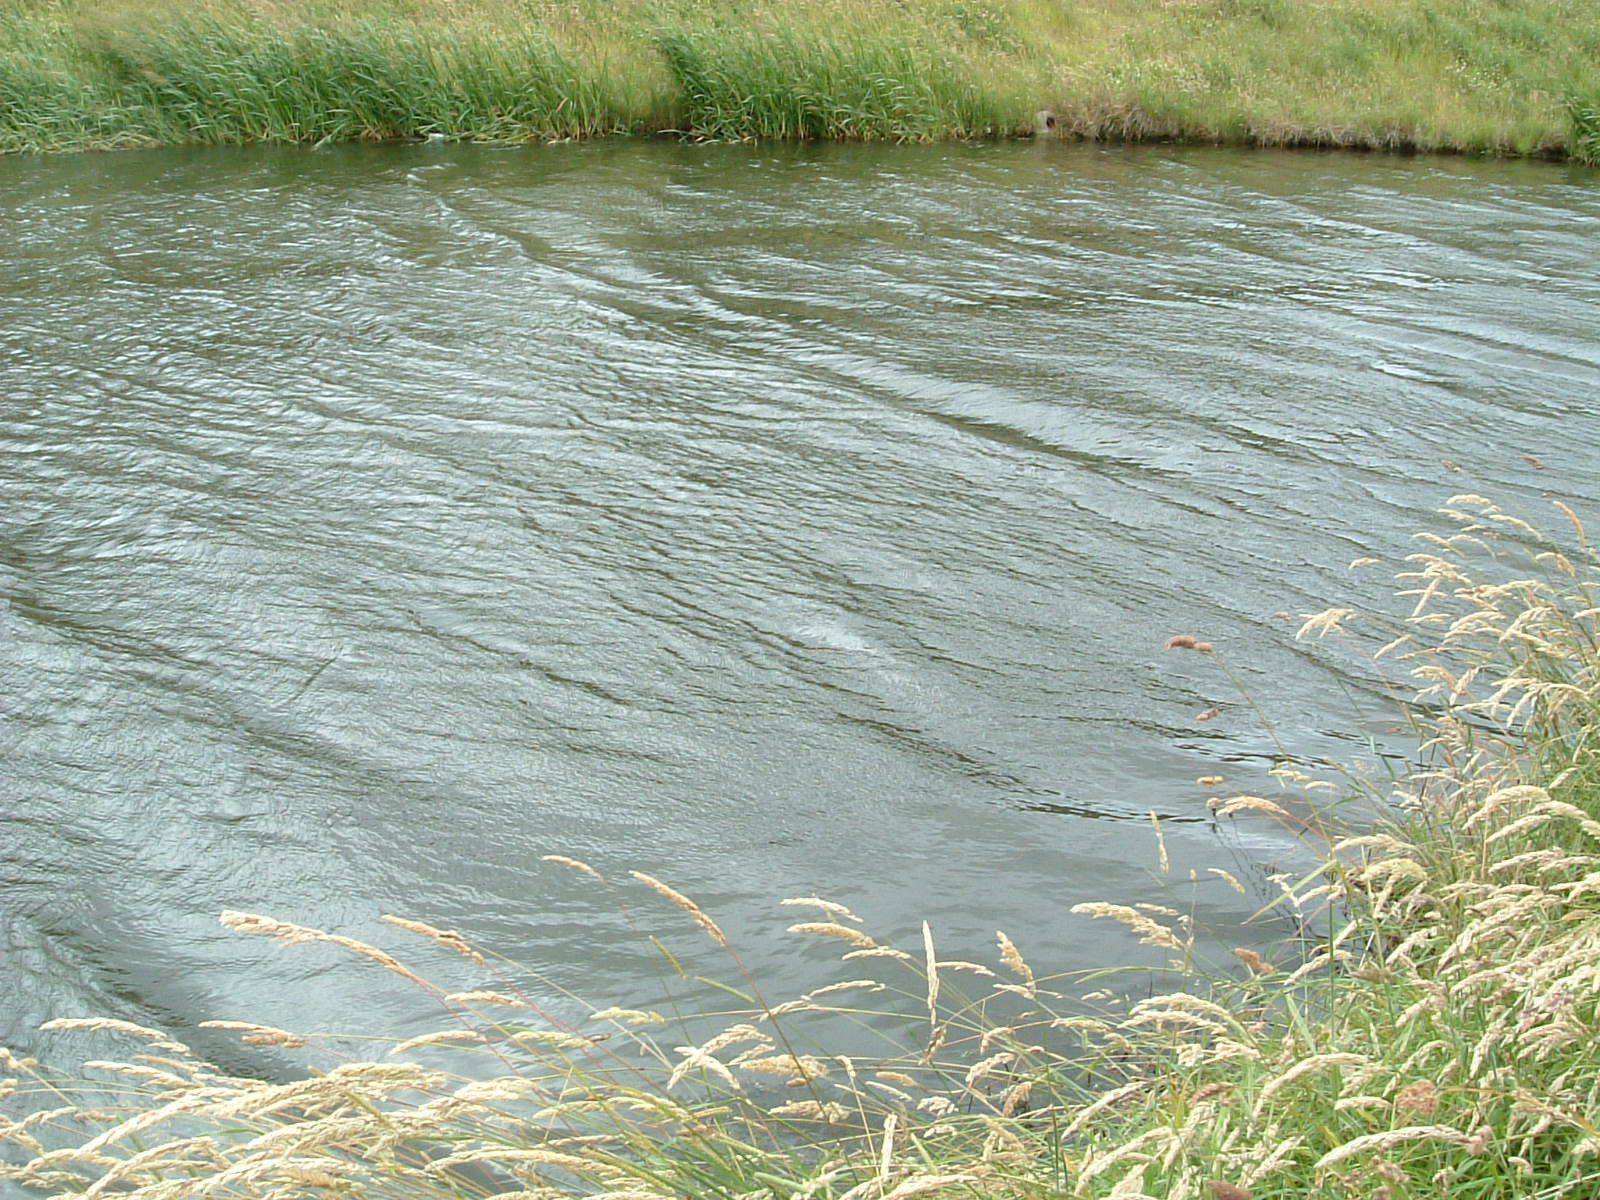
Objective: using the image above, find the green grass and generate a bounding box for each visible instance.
[0,10,633,151]
[656,28,1031,141]
[4,494,1600,1198]
[1572,92,1600,164]
[3,0,1600,156]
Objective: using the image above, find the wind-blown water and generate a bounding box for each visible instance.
[3,140,1597,1063]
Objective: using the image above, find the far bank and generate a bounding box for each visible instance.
[3,0,1599,160]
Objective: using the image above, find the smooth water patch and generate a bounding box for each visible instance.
[3,140,1598,1062]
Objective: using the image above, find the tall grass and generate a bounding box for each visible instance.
[1572,93,1600,164]
[112,20,620,144]
[657,29,1031,142]
[0,9,634,151]
[0,9,151,152]
[4,493,1600,1198]
[1017,0,1600,156]
[3,0,1600,155]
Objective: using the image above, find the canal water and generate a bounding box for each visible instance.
[3,140,1597,1065]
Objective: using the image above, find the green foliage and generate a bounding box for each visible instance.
[657,28,1028,141]
[2,13,623,149]
[0,11,149,152]
[3,0,1599,155]
[1571,92,1600,164]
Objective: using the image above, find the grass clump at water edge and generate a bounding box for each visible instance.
[4,492,1600,1198]
[656,28,1030,142]
[1569,91,1600,165]
[0,8,635,150]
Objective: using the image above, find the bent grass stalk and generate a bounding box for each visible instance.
[4,496,1600,1198]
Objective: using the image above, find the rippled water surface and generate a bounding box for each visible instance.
[4,140,1598,1059]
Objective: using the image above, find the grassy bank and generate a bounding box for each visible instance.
[4,492,1599,1198]
[2,0,1599,158]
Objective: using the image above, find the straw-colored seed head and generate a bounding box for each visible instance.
[1134,991,1237,1023]
[1314,1125,1478,1170]
[995,931,1034,985]
[389,1030,485,1055]
[453,1077,545,1104]
[275,1166,348,1189]
[589,1007,666,1025]
[1550,499,1587,544]
[199,1021,306,1049]
[1297,608,1358,638]
[1122,1007,1230,1036]
[999,1080,1033,1116]
[875,1070,921,1088]
[1394,1079,1439,1117]
[79,1060,197,1091]
[934,959,995,976]
[963,1052,1015,1087]
[769,1100,849,1122]
[1210,796,1293,821]
[542,854,601,877]
[381,915,487,965]
[218,912,429,988]
[787,922,877,948]
[780,896,861,921]
[513,1030,602,1051]
[38,1019,192,1056]
[1070,903,1183,951]
[866,1079,914,1103]
[218,911,315,943]
[445,990,528,1006]
[1202,868,1245,895]
[804,979,885,1001]
[1254,1053,1365,1116]
[1177,1037,1260,1067]
[1150,811,1171,873]
[1232,949,1273,980]
[737,1053,829,1080]
[879,1173,981,1200]
[630,872,729,947]
[429,1147,613,1174]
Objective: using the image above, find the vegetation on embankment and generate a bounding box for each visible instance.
[3,0,1600,158]
[4,492,1599,1198]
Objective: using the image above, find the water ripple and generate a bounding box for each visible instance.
[3,141,1597,1056]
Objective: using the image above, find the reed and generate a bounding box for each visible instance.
[1572,93,1600,164]
[10,10,631,149]
[4,493,1599,1197]
[3,0,1599,155]
[656,28,1032,142]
